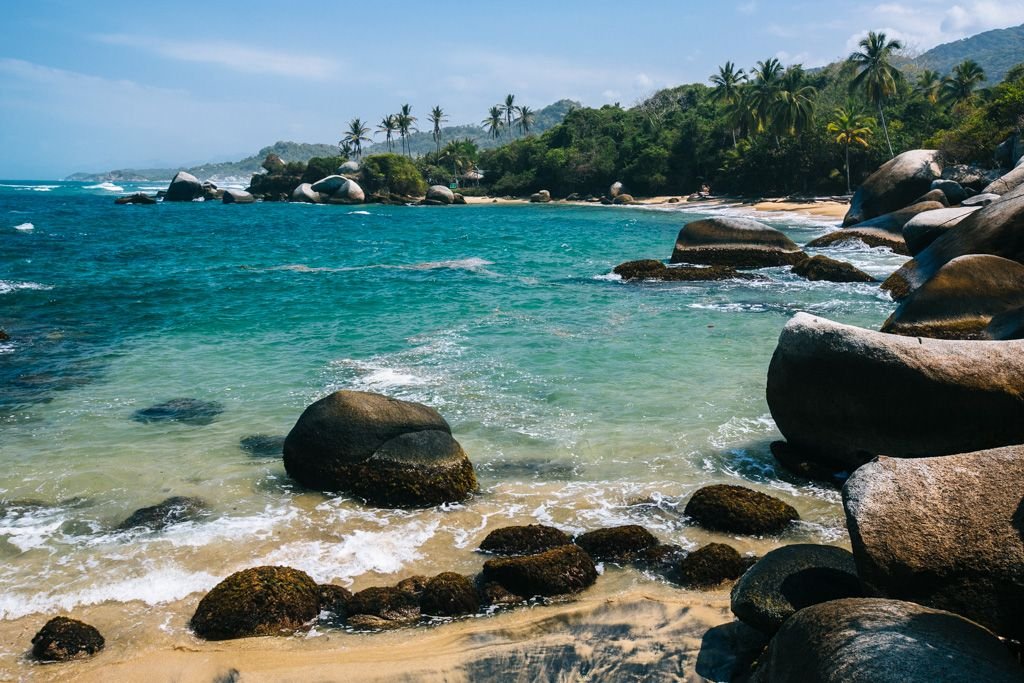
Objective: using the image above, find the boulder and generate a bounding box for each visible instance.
[116,496,208,531]
[844,201,946,233]
[132,398,224,426]
[677,543,752,587]
[750,598,1023,683]
[911,189,949,207]
[983,164,1024,196]
[326,179,365,205]
[452,193,466,205]
[290,183,322,204]
[481,545,598,597]
[882,183,1024,300]
[985,305,1024,340]
[338,160,360,174]
[529,190,551,203]
[262,153,286,173]
[962,192,1000,207]
[670,217,806,268]
[609,181,624,198]
[880,255,1024,338]
[730,544,862,635]
[930,179,968,205]
[317,584,352,620]
[842,150,942,226]
[191,566,320,640]
[201,181,222,201]
[419,573,480,617]
[766,313,1024,468]
[805,228,908,255]
[114,193,156,205]
[31,617,105,662]
[634,543,686,573]
[684,484,799,535]
[478,524,572,556]
[222,189,255,204]
[613,260,759,282]
[282,390,477,507]
[612,194,635,205]
[902,206,979,255]
[843,447,1024,640]
[574,525,659,562]
[426,185,455,205]
[310,175,348,195]
[942,163,1002,192]
[395,575,429,596]
[791,255,875,283]
[347,586,420,627]
[164,171,204,202]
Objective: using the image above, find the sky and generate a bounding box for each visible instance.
[1,0,1023,178]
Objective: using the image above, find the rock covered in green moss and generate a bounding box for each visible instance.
[479,524,572,555]
[677,543,752,587]
[482,545,598,598]
[346,586,420,628]
[283,390,477,508]
[574,525,659,562]
[317,584,353,620]
[685,485,798,535]
[31,616,105,662]
[419,573,480,617]
[191,566,320,640]
[116,496,208,531]
[791,255,876,283]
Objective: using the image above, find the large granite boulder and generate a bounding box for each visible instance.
[962,192,1001,207]
[670,217,806,268]
[282,390,477,507]
[290,183,322,204]
[222,189,255,204]
[730,544,862,635]
[986,305,1024,340]
[191,566,320,640]
[609,181,624,198]
[426,185,455,205]
[326,179,365,205]
[805,228,908,255]
[843,447,1024,640]
[31,617,105,662]
[845,200,945,233]
[930,179,968,205]
[983,164,1024,195]
[684,484,798,535]
[481,545,598,598]
[882,182,1024,299]
[766,313,1024,468]
[902,206,979,255]
[791,255,875,283]
[338,160,360,174]
[310,175,348,195]
[529,190,552,203]
[750,598,1023,683]
[164,171,203,202]
[880,255,1024,338]
[262,153,286,173]
[842,150,943,226]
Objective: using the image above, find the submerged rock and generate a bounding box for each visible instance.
[670,217,806,268]
[766,313,1024,467]
[574,525,659,562]
[482,545,598,598]
[347,586,420,627]
[116,496,208,531]
[191,566,320,640]
[791,255,875,283]
[901,206,979,255]
[844,447,1024,640]
[132,398,224,426]
[613,259,758,282]
[239,434,286,458]
[805,228,909,255]
[419,573,480,617]
[730,544,862,635]
[842,149,943,226]
[165,171,203,202]
[750,598,1023,683]
[31,617,104,662]
[677,543,751,588]
[114,193,156,205]
[282,390,477,507]
[684,484,798,535]
[479,524,572,556]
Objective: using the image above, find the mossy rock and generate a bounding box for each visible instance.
[574,525,659,562]
[347,586,420,625]
[191,566,320,640]
[482,545,598,598]
[613,259,759,282]
[419,573,480,617]
[317,584,353,620]
[634,543,687,573]
[677,543,753,587]
[477,579,524,607]
[791,255,876,283]
[396,575,429,596]
[116,496,208,531]
[479,524,572,556]
[31,617,105,662]
[685,485,799,535]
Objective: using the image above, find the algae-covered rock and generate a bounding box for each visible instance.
[317,584,352,620]
[191,566,320,640]
[116,496,208,531]
[419,573,480,617]
[684,485,798,535]
[479,524,572,556]
[132,398,224,426]
[347,586,420,626]
[613,259,758,282]
[574,525,659,562]
[482,545,598,597]
[791,255,875,283]
[677,543,751,587]
[31,616,105,662]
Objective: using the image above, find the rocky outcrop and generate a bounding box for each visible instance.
[843,447,1024,640]
[677,543,752,587]
[262,153,286,174]
[191,566,320,640]
[222,189,255,204]
[930,179,968,205]
[347,586,421,628]
[311,176,365,204]
[290,183,322,204]
[132,398,224,426]
[804,228,908,255]
[317,584,352,620]
[338,160,360,174]
[201,181,222,201]
[574,525,659,562]
[481,545,598,598]
[684,485,798,535]
[750,598,1023,683]
[882,183,1024,300]
[529,190,551,203]
[880,255,1024,338]
[962,192,1001,207]
[983,164,1024,195]
[730,544,861,635]
[986,305,1024,340]
[282,390,477,507]
[791,255,875,283]
[766,313,1024,468]
[670,217,806,268]
[844,201,945,233]
[478,525,571,556]
[31,617,105,662]
[116,496,208,531]
[612,194,635,205]
[842,150,943,226]
[419,573,480,617]
[902,206,979,255]
[613,260,759,282]
[426,185,455,205]
[165,171,204,202]
[114,193,156,205]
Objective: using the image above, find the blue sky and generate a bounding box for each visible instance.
[2,0,1023,178]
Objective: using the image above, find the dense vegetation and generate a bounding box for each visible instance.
[911,23,1024,85]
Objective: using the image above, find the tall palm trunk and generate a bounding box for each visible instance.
[877,101,894,158]
[845,142,852,194]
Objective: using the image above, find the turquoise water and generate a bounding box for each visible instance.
[0,181,903,636]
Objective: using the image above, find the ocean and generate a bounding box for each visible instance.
[0,180,905,677]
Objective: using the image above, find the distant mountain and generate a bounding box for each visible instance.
[910,23,1024,84]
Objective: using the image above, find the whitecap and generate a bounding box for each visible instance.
[348,210,371,215]
[400,257,495,272]
[0,280,53,295]
[592,272,622,282]
[13,223,33,231]
[85,182,123,192]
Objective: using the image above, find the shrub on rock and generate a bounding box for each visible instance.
[482,545,598,597]
[574,525,659,562]
[360,154,428,197]
[191,566,320,640]
[479,524,572,555]
[684,485,798,535]
[31,617,105,662]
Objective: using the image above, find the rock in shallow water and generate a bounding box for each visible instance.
[482,545,598,598]
[574,525,659,562]
[191,566,320,640]
[677,543,752,587]
[239,433,286,457]
[116,495,208,531]
[420,573,480,617]
[479,524,572,556]
[670,217,806,268]
[684,484,798,535]
[613,259,758,282]
[132,398,224,426]
[164,171,203,202]
[791,255,875,283]
[31,616,105,662]
[805,228,909,255]
[347,586,421,627]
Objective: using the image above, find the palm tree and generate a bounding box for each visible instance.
[711,61,747,145]
[848,31,904,158]
[915,69,942,104]
[515,105,535,136]
[428,106,448,156]
[397,104,417,156]
[827,108,874,193]
[725,89,758,140]
[502,94,516,139]
[376,114,398,153]
[482,105,504,140]
[773,68,817,137]
[750,58,784,135]
[344,117,372,159]
[942,59,986,107]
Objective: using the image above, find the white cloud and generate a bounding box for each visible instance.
[737,1,758,14]
[94,34,340,81]
[851,1,1024,55]
[635,73,654,89]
